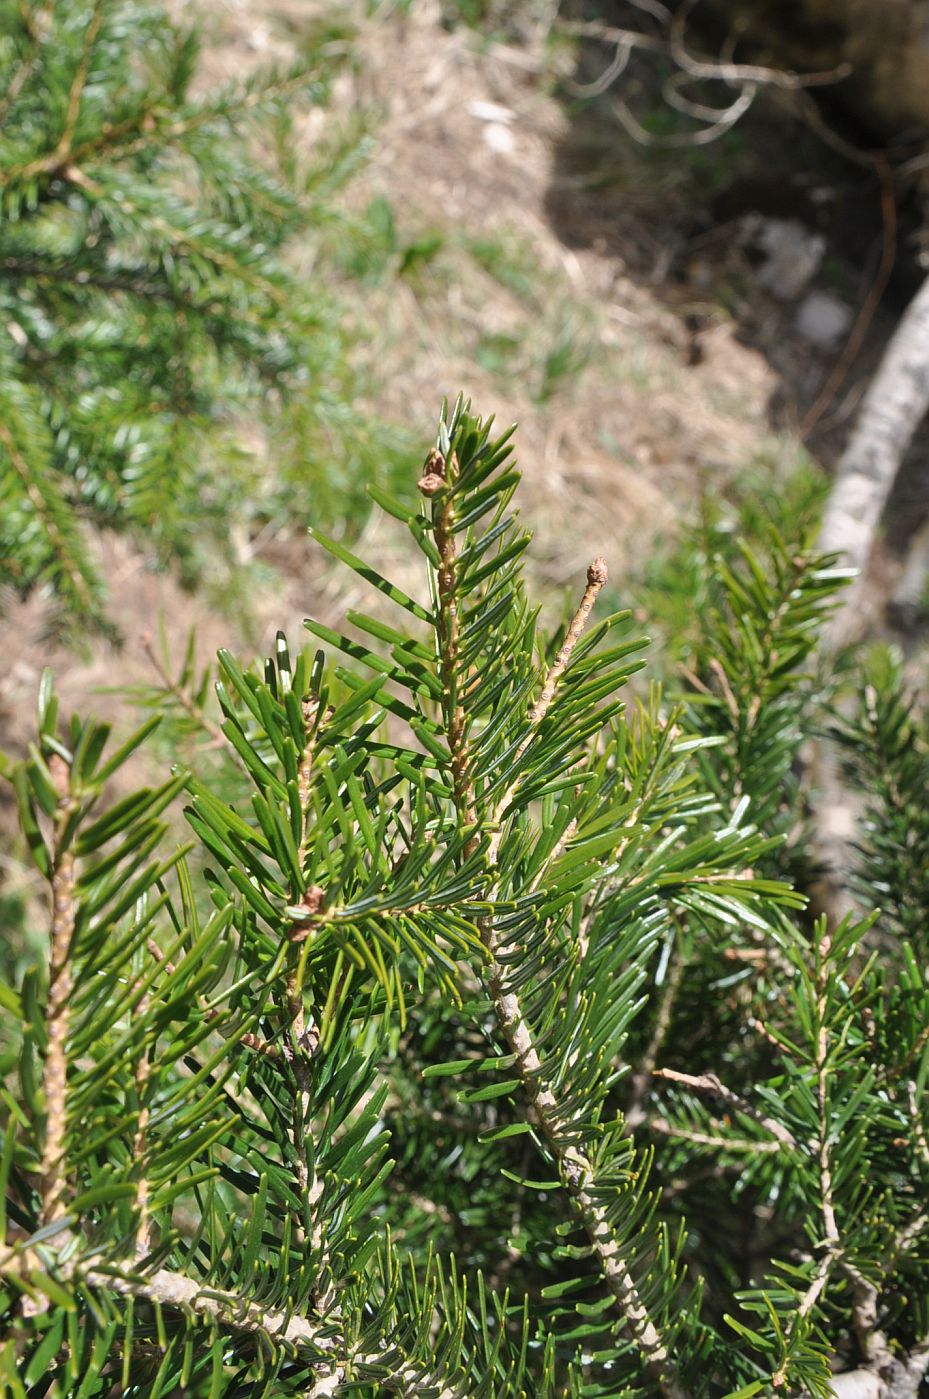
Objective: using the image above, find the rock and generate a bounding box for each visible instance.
[744,216,827,299]
[467,100,517,155]
[795,290,854,346]
[483,122,516,155]
[467,100,516,124]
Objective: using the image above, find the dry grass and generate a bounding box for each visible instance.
[317,2,784,577]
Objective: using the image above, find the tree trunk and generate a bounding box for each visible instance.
[819,270,929,648]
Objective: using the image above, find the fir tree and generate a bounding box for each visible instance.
[2,403,929,1398]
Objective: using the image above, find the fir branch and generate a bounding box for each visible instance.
[12,402,927,1395]
[626,933,688,1129]
[114,193,294,311]
[814,925,841,1256]
[649,1119,789,1152]
[145,938,280,1061]
[0,1252,456,1395]
[528,782,580,896]
[832,662,929,944]
[288,704,330,1306]
[427,453,686,1396]
[141,633,227,747]
[907,1080,929,1171]
[0,255,173,301]
[0,0,346,627]
[772,1251,836,1388]
[131,988,152,1258]
[55,0,105,165]
[0,413,98,618]
[493,997,688,1397]
[848,1164,929,1383]
[771,917,844,1390]
[38,753,78,1228]
[423,450,478,847]
[0,1,51,126]
[70,66,319,170]
[487,556,608,860]
[307,1359,457,1399]
[0,39,321,190]
[649,1120,783,1154]
[894,1207,929,1260]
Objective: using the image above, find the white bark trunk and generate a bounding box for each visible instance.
[819,271,929,647]
[829,1370,882,1399]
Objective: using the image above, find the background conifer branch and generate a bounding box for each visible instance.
[651,1068,798,1148]
[55,0,105,166]
[141,634,227,748]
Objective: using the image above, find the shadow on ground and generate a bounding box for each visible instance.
[543,0,929,564]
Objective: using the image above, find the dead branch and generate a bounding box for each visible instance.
[668,0,851,91]
[558,1,850,153]
[652,1067,797,1147]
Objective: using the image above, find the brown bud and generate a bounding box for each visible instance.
[422,448,446,479]
[417,472,446,497]
[302,885,324,915]
[48,752,70,799]
[587,556,608,587]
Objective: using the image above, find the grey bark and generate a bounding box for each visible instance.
[824,1363,929,1399]
[829,1371,882,1399]
[819,271,929,649]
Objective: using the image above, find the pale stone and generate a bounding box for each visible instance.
[483,122,516,155]
[796,291,854,347]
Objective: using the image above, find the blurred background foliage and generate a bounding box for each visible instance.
[0,0,421,637]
